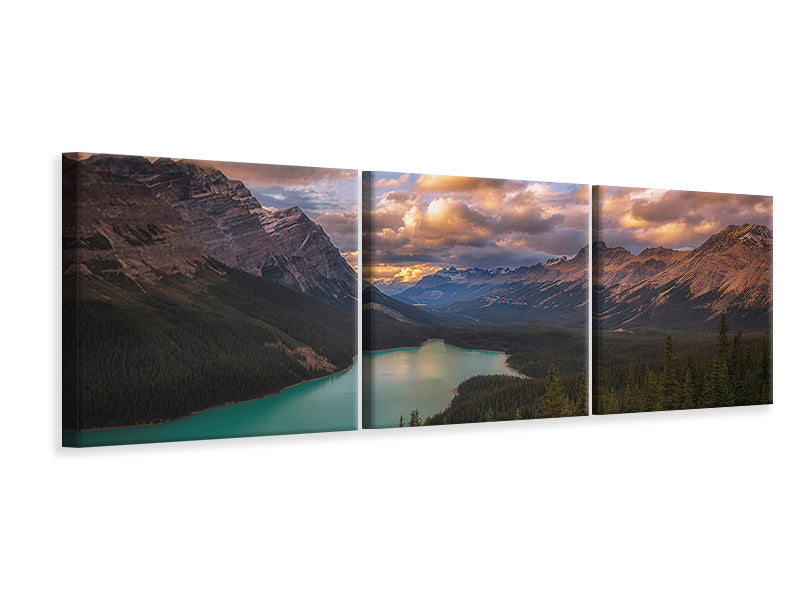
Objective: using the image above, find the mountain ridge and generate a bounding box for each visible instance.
[79,153,357,309]
[594,223,772,329]
[384,246,589,327]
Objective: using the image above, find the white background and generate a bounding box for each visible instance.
[2,2,798,599]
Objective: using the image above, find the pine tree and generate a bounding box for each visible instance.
[398,414,404,427]
[659,334,680,410]
[485,407,494,422]
[759,326,772,404]
[641,368,658,412]
[681,366,695,410]
[540,364,568,418]
[514,407,522,420]
[730,330,744,405]
[605,388,620,415]
[706,354,731,407]
[409,409,421,427]
[576,366,588,416]
[593,364,605,415]
[621,358,637,413]
[705,312,732,407]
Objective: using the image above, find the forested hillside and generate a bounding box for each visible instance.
[593,311,771,414]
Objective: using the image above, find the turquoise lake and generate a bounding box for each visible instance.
[364,339,520,428]
[64,360,358,447]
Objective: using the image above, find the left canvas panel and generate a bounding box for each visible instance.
[62,153,359,446]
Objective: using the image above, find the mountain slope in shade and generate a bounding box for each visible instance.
[594,224,772,329]
[391,247,589,327]
[82,154,356,309]
[363,285,448,325]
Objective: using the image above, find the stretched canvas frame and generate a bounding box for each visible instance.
[591,185,773,414]
[362,171,591,429]
[62,153,359,446]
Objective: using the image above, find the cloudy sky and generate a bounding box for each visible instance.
[365,172,590,286]
[199,160,358,269]
[595,186,773,254]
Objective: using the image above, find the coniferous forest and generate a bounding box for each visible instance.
[593,311,772,414]
[63,263,356,431]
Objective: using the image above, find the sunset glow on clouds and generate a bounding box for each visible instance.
[365,172,590,285]
[596,186,773,254]
[199,160,358,256]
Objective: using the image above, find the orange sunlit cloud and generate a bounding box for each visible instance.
[596,186,773,253]
[365,172,590,276]
[374,173,410,188]
[365,263,442,285]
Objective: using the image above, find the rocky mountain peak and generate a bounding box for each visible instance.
[638,246,676,259]
[79,154,356,309]
[595,223,772,329]
[693,223,773,256]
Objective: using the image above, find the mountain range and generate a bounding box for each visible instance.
[594,223,772,329]
[369,223,771,331]
[373,248,589,328]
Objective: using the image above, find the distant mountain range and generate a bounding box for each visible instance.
[368,223,772,331]
[372,248,589,328]
[594,224,772,330]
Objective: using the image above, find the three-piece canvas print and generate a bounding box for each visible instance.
[62,153,773,447]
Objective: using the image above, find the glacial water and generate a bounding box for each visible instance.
[364,339,520,428]
[64,360,357,447]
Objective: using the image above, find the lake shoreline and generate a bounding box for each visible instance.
[367,337,512,358]
[503,358,530,378]
[66,357,357,434]
[367,339,523,427]
[367,337,528,378]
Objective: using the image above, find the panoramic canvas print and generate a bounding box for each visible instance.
[62,153,358,446]
[592,186,773,414]
[363,172,590,428]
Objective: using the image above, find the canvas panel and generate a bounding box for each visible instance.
[363,171,591,428]
[62,153,358,446]
[592,185,773,414]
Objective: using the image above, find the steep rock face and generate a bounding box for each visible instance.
[63,155,209,283]
[82,154,356,308]
[641,224,772,307]
[258,207,357,307]
[594,224,772,329]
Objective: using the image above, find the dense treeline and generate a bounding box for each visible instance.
[397,366,587,427]
[63,264,355,430]
[594,311,771,414]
